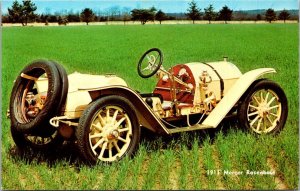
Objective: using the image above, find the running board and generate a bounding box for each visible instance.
[167,124,213,134]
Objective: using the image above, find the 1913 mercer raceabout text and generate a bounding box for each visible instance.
[8,48,288,164]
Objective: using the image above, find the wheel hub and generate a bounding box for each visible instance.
[102,124,119,140]
[106,130,119,140]
[258,103,269,117]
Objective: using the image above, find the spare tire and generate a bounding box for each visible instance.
[9,60,61,134]
[51,61,69,115]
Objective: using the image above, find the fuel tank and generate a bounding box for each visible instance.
[153,60,242,104]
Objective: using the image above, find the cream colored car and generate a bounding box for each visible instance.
[8,48,288,164]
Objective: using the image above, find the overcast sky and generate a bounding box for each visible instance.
[2,0,299,14]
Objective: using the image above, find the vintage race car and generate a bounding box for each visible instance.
[8,48,288,164]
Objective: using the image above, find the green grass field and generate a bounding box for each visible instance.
[2,24,299,189]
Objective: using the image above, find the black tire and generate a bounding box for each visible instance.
[50,61,69,115]
[9,60,61,134]
[137,48,163,78]
[76,95,140,165]
[237,79,288,134]
[11,124,64,151]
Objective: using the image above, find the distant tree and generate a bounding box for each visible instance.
[38,14,46,23]
[168,16,176,20]
[186,0,201,24]
[219,5,233,24]
[265,8,276,23]
[131,7,156,25]
[58,16,68,25]
[155,10,167,24]
[256,14,262,21]
[22,0,37,25]
[203,4,216,24]
[7,1,22,23]
[68,13,80,22]
[121,7,131,25]
[2,14,10,23]
[48,15,58,23]
[8,0,37,26]
[67,10,80,22]
[278,9,290,23]
[80,8,95,25]
[233,11,249,21]
[108,5,121,21]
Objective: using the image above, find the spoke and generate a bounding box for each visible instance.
[113,117,126,129]
[99,142,108,159]
[92,123,102,131]
[268,105,280,110]
[264,92,270,103]
[250,115,260,126]
[142,66,150,71]
[260,91,264,103]
[248,111,259,117]
[249,104,258,110]
[146,55,151,62]
[92,138,105,151]
[118,127,129,133]
[267,97,276,106]
[270,112,278,117]
[90,133,103,139]
[113,141,121,153]
[106,108,110,123]
[109,142,113,158]
[256,117,263,131]
[117,136,127,143]
[266,116,273,126]
[150,55,156,63]
[253,95,260,105]
[150,64,158,71]
[112,110,119,124]
[98,113,106,126]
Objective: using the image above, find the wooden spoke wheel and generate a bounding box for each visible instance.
[76,95,140,164]
[238,79,288,134]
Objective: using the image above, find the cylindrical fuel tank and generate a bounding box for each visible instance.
[154,61,242,104]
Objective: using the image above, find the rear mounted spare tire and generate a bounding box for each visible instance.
[9,60,62,134]
[51,61,69,115]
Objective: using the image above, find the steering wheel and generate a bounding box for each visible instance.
[137,48,163,78]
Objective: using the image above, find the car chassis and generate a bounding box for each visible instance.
[8,48,288,163]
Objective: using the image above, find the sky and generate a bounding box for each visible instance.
[1,0,299,15]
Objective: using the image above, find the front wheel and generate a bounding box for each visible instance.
[237,79,288,134]
[76,95,140,164]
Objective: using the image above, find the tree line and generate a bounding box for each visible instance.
[3,0,298,26]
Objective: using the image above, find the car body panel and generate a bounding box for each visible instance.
[35,72,128,119]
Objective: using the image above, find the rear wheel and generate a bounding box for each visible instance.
[76,95,140,164]
[11,123,64,151]
[238,79,288,134]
